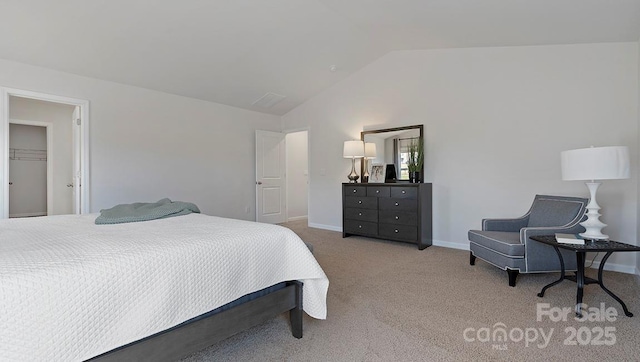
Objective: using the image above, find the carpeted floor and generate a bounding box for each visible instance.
[181,219,640,361]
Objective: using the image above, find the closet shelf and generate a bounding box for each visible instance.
[9,148,47,161]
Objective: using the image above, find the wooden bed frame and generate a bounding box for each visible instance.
[89,281,303,361]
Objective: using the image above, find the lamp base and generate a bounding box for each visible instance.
[362,159,370,183]
[347,158,359,183]
[579,182,609,240]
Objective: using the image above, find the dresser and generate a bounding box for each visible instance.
[342,183,432,250]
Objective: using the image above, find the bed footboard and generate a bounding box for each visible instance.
[89,281,303,362]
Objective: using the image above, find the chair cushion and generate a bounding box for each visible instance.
[468,230,524,257]
[527,198,583,227]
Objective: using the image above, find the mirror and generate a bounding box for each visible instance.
[361,125,424,183]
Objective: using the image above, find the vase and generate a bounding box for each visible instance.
[409,171,421,183]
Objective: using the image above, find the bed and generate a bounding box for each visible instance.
[0,213,329,361]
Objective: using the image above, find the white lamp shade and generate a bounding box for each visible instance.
[561,146,630,181]
[364,143,377,159]
[343,140,364,158]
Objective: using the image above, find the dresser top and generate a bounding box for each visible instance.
[342,183,430,186]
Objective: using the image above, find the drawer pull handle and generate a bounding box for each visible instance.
[395,229,399,233]
[359,225,362,228]
[359,212,362,216]
[353,189,357,193]
[395,202,399,206]
[376,190,380,193]
[395,216,399,220]
[358,200,362,204]
[402,190,406,194]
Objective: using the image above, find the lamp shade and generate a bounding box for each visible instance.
[364,143,377,159]
[561,146,630,181]
[343,140,364,158]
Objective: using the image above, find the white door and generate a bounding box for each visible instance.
[255,130,286,224]
[8,124,47,217]
[72,106,81,214]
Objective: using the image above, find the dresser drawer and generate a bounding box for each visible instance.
[391,187,418,199]
[379,197,418,211]
[379,223,418,242]
[367,186,390,197]
[379,210,418,226]
[344,220,377,236]
[344,207,378,222]
[345,196,377,209]
[344,186,367,197]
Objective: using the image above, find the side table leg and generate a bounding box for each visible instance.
[597,251,633,317]
[538,246,565,297]
[575,252,585,317]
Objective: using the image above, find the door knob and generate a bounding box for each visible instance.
[256,181,263,185]
[67,184,74,188]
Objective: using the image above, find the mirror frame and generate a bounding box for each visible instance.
[360,124,424,183]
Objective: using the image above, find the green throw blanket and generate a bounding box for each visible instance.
[95,198,200,225]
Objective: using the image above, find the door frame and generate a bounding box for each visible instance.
[0,87,90,218]
[283,127,310,222]
[8,119,53,216]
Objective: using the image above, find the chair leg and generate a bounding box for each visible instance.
[507,269,519,287]
[470,252,476,265]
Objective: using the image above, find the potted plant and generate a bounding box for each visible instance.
[407,139,424,183]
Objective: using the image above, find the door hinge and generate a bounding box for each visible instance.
[76,118,81,126]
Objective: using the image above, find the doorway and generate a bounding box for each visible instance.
[254,129,309,224]
[9,96,76,216]
[0,87,90,218]
[285,130,308,222]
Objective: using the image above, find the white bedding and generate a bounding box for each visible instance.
[0,213,329,361]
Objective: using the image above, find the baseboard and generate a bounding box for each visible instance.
[432,239,469,251]
[308,223,342,232]
[587,260,637,275]
[287,216,308,222]
[9,212,46,218]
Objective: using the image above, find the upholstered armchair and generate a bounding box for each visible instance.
[468,195,588,287]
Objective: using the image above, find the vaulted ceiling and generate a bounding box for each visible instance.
[1,0,639,115]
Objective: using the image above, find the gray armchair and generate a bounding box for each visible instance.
[468,194,588,287]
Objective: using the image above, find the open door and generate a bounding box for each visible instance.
[72,106,81,214]
[255,130,286,224]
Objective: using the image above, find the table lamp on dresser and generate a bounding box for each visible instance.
[561,145,630,240]
[362,143,377,183]
[343,140,364,183]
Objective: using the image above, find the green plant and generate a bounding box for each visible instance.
[407,139,424,173]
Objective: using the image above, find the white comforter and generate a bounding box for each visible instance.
[0,213,329,361]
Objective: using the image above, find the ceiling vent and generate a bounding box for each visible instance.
[252,92,286,109]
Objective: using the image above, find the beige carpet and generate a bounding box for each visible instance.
[181,219,640,361]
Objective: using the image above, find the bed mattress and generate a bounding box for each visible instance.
[0,213,328,361]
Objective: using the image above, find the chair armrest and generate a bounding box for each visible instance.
[521,224,584,272]
[483,216,529,232]
[521,224,585,241]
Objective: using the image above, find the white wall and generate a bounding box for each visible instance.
[285,131,308,220]
[0,58,281,220]
[10,97,75,215]
[283,42,639,269]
